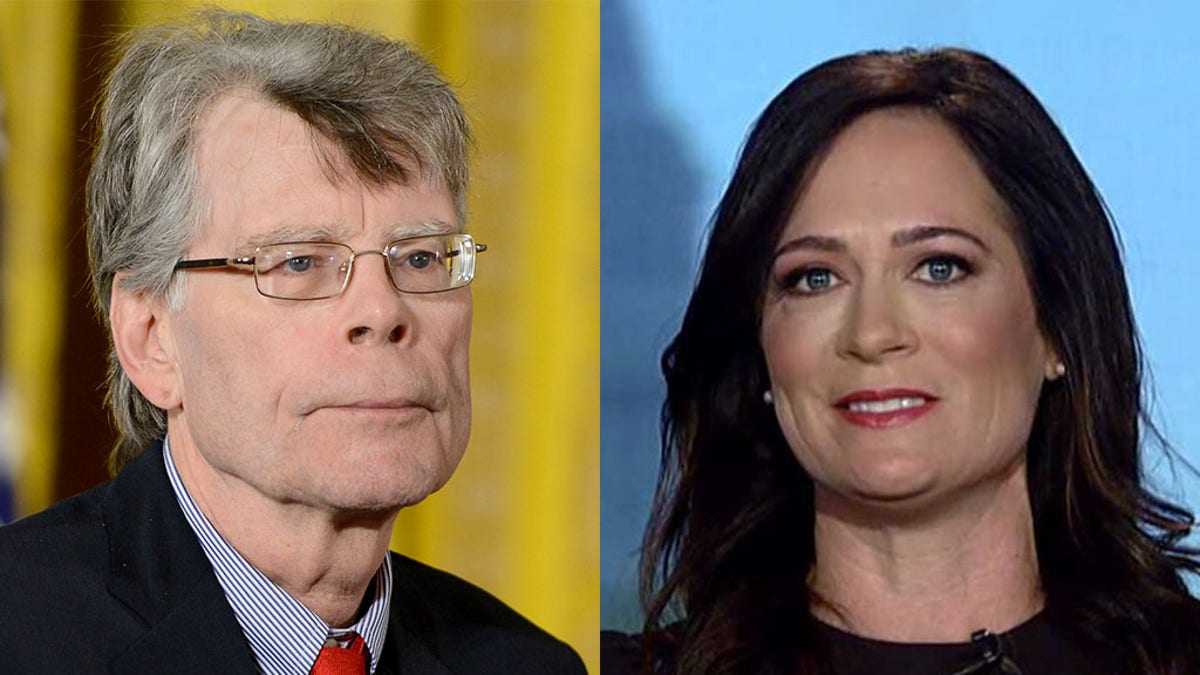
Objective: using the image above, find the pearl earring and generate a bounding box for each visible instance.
[1054,362,1066,378]
[763,390,774,404]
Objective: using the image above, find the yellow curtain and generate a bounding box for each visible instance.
[0,1,598,670]
[0,0,78,520]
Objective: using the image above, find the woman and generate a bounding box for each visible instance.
[602,48,1200,674]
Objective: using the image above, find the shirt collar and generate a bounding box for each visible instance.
[162,437,392,674]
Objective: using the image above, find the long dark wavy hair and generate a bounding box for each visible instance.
[640,47,1200,674]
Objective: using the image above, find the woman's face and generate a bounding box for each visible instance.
[760,108,1060,514]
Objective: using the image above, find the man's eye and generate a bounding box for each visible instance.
[406,251,434,270]
[285,256,315,273]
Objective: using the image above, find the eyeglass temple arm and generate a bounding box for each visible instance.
[174,256,255,270]
[444,244,487,259]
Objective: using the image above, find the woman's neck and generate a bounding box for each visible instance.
[808,463,1043,643]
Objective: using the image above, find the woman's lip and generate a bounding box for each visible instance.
[835,396,937,429]
[834,388,937,406]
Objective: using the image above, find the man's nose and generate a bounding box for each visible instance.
[340,250,411,346]
[834,278,916,363]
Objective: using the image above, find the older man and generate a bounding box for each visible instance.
[0,10,583,674]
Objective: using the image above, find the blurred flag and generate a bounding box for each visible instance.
[0,90,13,524]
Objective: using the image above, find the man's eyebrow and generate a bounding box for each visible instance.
[384,219,458,240]
[240,225,343,251]
[891,225,991,253]
[238,220,458,251]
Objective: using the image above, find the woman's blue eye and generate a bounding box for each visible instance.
[780,267,839,294]
[927,259,954,281]
[803,268,833,290]
[917,256,970,283]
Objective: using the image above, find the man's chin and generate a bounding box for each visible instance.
[312,463,452,514]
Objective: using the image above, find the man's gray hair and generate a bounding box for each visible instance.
[88,9,473,473]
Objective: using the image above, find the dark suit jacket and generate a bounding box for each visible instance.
[0,442,585,674]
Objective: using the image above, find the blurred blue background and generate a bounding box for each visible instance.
[601,0,1200,630]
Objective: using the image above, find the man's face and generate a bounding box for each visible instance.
[163,93,471,514]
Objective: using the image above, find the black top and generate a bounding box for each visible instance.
[601,611,1108,674]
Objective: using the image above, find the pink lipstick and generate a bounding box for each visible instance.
[834,388,938,429]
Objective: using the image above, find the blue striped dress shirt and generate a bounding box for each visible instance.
[163,438,392,674]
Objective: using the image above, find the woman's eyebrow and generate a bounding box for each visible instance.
[773,224,992,259]
[892,225,991,253]
[774,235,845,257]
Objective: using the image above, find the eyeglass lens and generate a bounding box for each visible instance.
[252,234,475,299]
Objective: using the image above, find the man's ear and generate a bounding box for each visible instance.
[110,274,182,410]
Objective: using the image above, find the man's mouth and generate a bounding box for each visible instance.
[341,399,423,410]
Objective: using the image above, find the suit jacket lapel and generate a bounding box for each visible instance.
[108,575,258,674]
[377,620,452,675]
[100,443,258,674]
[378,552,452,675]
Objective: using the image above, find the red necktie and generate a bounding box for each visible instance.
[310,633,370,675]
